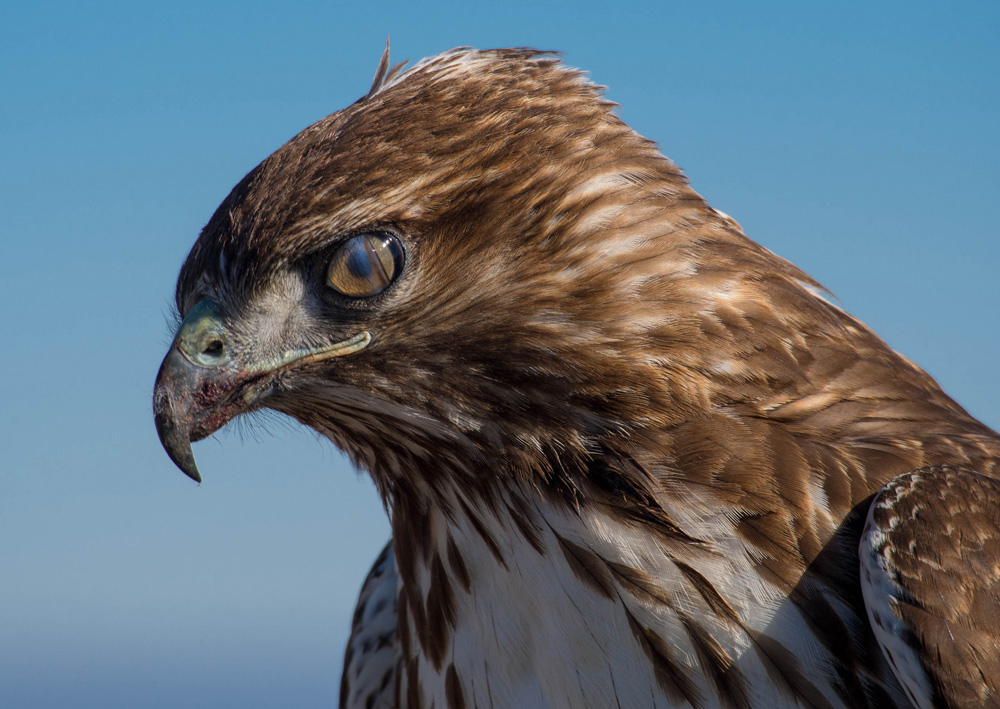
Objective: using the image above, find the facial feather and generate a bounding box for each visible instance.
[168,44,999,545]
[157,46,1000,709]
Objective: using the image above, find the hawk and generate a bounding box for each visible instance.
[153,46,1000,708]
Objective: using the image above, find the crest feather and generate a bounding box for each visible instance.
[365,37,410,100]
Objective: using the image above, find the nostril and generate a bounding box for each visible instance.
[175,299,231,368]
[203,339,225,357]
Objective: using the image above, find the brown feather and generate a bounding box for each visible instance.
[162,46,1000,709]
[862,467,1000,707]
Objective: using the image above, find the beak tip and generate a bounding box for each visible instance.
[160,424,204,483]
[154,347,209,484]
[167,444,203,483]
[154,395,204,484]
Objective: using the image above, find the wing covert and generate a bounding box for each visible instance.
[860,466,1000,708]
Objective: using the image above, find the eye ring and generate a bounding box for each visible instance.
[325,232,405,297]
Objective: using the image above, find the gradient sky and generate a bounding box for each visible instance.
[2,1,998,706]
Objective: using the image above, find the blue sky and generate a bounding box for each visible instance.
[2,1,998,706]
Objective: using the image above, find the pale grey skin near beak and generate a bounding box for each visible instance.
[153,298,370,482]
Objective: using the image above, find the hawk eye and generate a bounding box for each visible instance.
[325,232,404,297]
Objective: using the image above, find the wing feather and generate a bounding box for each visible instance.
[860,466,1000,708]
[339,542,399,709]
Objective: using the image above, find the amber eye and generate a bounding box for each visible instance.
[325,232,404,297]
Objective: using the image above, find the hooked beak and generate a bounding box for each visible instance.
[153,299,370,483]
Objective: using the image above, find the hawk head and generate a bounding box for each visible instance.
[154,47,1000,709]
[154,47,822,502]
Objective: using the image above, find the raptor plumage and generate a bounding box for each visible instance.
[154,46,1000,708]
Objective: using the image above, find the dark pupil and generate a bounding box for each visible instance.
[328,233,402,297]
[344,235,397,288]
[347,240,376,279]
